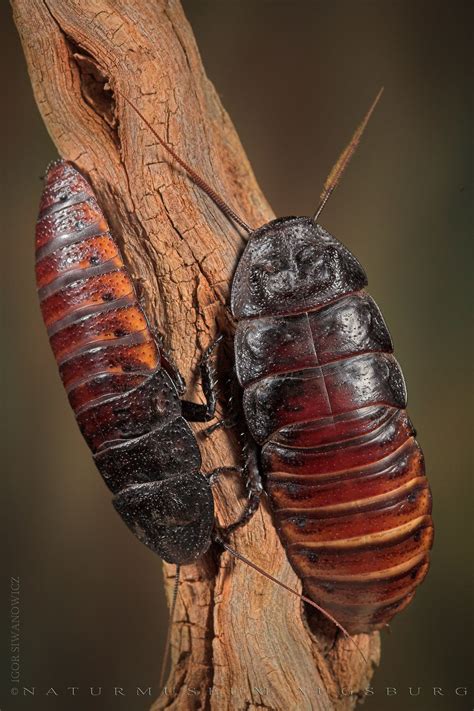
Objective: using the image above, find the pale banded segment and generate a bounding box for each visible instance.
[74,376,150,415]
[37,259,122,301]
[35,220,108,261]
[306,581,421,611]
[57,329,152,367]
[288,515,431,550]
[60,339,159,389]
[267,437,418,483]
[281,404,387,431]
[276,407,398,452]
[46,295,136,337]
[278,476,428,516]
[38,190,91,218]
[65,368,153,395]
[301,550,428,583]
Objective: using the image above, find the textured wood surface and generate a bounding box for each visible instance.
[12,1,380,708]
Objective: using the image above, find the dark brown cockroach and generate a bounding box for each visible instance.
[35,159,224,566]
[113,88,433,636]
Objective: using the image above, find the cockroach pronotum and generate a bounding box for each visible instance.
[112,86,433,636]
[35,157,365,674]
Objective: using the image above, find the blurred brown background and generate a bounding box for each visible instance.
[1,1,472,709]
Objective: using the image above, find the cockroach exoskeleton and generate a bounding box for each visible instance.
[231,215,432,634]
[36,159,230,566]
[227,92,433,634]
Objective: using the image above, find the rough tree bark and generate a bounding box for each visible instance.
[12,1,380,708]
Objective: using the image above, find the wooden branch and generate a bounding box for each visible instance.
[12,1,380,708]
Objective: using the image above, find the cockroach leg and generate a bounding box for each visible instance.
[207,440,263,536]
[182,335,223,423]
[202,362,241,435]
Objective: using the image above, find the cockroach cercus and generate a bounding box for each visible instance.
[113,86,433,637]
[35,148,366,672]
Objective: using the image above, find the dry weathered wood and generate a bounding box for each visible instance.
[12,1,380,708]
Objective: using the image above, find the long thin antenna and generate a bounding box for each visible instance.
[215,535,367,665]
[159,565,181,689]
[313,87,384,223]
[114,88,252,234]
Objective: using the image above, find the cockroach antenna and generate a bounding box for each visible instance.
[214,534,368,665]
[313,87,384,223]
[159,565,181,689]
[113,87,253,234]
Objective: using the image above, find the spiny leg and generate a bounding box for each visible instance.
[207,466,241,487]
[202,362,241,435]
[208,440,263,536]
[154,333,222,422]
[181,335,223,423]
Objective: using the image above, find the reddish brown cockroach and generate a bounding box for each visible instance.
[229,92,433,634]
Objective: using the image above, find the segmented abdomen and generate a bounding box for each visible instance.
[236,291,433,633]
[35,161,201,491]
